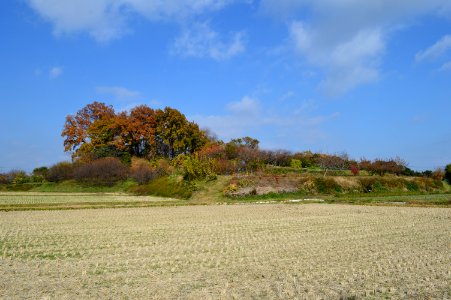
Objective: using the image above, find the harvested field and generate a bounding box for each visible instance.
[1,204,450,299]
[0,192,179,210]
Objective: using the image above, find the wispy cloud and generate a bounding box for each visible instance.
[262,0,451,95]
[49,66,62,79]
[27,0,246,43]
[192,96,339,145]
[96,86,141,101]
[416,35,451,62]
[172,22,245,60]
[440,60,451,71]
[226,96,259,114]
[278,91,295,102]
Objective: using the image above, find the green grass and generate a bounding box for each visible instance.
[226,191,307,203]
[328,193,451,206]
[0,174,450,211]
[128,176,193,199]
[30,179,137,193]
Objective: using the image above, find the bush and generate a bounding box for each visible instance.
[32,166,48,177]
[350,164,359,176]
[359,158,406,176]
[314,177,342,193]
[212,158,238,175]
[129,158,166,184]
[0,171,21,184]
[74,157,128,186]
[12,170,31,184]
[46,162,75,182]
[129,176,192,199]
[445,164,451,183]
[177,154,215,181]
[431,168,445,181]
[290,159,302,169]
[0,173,9,184]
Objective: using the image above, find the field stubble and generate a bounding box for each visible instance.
[0,204,450,299]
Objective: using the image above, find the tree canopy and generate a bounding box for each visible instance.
[62,102,207,161]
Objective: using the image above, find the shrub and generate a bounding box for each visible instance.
[74,157,128,186]
[406,180,419,192]
[261,150,292,167]
[445,164,451,183]
[290,159,302,169]
[0,171,18,184]
[350,164,359,176]
[32,166,48,178]
[129,176,192,199]
[212,158,238,175]
[223,183,238,195]
[12,170,30,184]
[0,173,9,184]
[359,158,406,176]
[129,158,165,184]
[314,177,342,193]
[46,162,75,182]
[292,151,316,168]
[155,158,172,175]
[178,154,215,181]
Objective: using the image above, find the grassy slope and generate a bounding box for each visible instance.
[31,180,137,193]
[188,176,231,205]
[0,176,450,211]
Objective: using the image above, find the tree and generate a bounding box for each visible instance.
[62,102,206,161]
[445,164,451,183]
[62,102,115,159]
[155,107,206,159]
[127,105,157,157]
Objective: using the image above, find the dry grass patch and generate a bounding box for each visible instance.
[1,204,450,298]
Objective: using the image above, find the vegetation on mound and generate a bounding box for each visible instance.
[1,102,449,202]
[128,176,193,199]
[224,173,446,198]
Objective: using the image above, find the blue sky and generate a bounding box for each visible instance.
[0,0,450,172]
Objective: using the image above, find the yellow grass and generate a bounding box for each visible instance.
[1,204,450,298]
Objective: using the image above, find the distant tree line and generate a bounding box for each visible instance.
[0,102,450,187]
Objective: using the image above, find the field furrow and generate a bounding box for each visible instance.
[0,204,450,299]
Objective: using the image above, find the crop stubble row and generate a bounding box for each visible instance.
[0,204,450,299]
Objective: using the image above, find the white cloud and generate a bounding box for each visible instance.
[28,0,129,42]
[96,86,141,100]
[49,66,62,79]
[192,96,339,144]
[172,22,245,60]
[227,96,259,114]
[416,35,451,62]
[27,0,244,42]
[290,23,384,95]
[440,60,451,71]
[263,0,451,95]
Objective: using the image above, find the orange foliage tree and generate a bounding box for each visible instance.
[62,102,207,161]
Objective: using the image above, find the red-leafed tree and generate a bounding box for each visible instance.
[61,102,207,161]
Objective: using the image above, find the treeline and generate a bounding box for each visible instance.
[1,102,450,188]
[62,102,207,162]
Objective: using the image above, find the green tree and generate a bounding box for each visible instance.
[155,107,206,159]
[445,164,451,183]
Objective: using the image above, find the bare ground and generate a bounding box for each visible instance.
[0,204,450,299]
